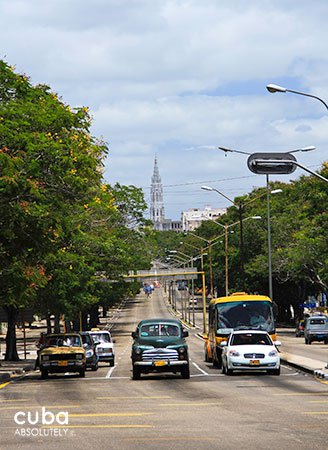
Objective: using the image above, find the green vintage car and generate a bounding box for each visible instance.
[131,318,190,380]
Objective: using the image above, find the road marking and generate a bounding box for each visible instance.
[0,382,10,390]
[0,399,29,402]
[97,396,171,400]
[105,365,116,378]
[0,405,81,411]
[302,412,328,415]
[69,412,153,418]
[158,402,222,407]
[274,392,328,396]
[43,424,154,429]
[192,362,208,375]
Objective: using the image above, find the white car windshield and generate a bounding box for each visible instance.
[91,333,111,343]
[231,333,272,346]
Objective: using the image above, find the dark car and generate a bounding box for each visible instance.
[304,316,328,344]
[80,332,99,371]
[131,318,190,380]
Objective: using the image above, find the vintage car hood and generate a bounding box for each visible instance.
[40,346,85,355]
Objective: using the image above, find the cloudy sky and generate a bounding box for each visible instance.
[1,0,328,219]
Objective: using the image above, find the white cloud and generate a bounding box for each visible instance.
[1,0,328,218]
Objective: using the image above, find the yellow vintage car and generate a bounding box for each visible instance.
[39,333,86,379]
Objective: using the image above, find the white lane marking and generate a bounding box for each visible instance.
[106,365,117,378]
[192,361,209,375]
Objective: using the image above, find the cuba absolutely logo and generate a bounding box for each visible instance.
[14,407,70,437]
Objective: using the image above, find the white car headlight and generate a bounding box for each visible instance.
[86,349,94,358]
[269,350,278,357]
[228,350,240,357]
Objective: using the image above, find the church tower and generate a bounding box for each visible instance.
[150,156,165,230]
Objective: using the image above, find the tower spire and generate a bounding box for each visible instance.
[150,156,165,230]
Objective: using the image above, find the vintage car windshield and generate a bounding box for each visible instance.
[216,301,275,333]
[230,333,272,346]
[44,335,82,347]
[90,333,111,343]
[140,323,180,337]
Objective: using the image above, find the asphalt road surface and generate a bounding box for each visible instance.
[0,288,327,450]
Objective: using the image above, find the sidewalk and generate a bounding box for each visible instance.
[0,302,125,382]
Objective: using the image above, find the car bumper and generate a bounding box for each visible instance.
[134,360,188,367]
[40,361,85,373]
[227,358,280,370]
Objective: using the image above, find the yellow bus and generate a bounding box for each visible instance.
[204,292,277,368]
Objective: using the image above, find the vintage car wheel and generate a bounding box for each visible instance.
[109,358,115,367]
[132,366,141,380]
[91,362,98,371]
[41,370,48,379]
[79,370,85,378]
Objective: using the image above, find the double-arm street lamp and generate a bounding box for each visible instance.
[210,216,261,296]
[201,185,281,286]
[266,84,328,111]
[183,231,215,297]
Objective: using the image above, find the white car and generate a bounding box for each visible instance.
[87,330,115,366]
[220,330,281,375]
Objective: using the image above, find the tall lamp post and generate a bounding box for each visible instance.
[266,84,328,111]
[201,185,281,287]
[183,232,214,297]
[210,216,261,295]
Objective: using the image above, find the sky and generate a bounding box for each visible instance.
[1,0,328,219]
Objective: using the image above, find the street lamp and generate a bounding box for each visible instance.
[211,217,261,295]
[183,231,214,297]
[201,184,279,284]
[266,84,328,111]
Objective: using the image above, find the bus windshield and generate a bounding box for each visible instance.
[216,300,275,334]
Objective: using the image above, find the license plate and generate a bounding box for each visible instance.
[250,360,260,366]
[58,360,68,366]
[154,360,167,367]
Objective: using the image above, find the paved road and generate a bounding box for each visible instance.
[0,289,328,450]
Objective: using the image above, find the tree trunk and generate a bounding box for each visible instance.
[89,305,99,329]
[46,315,52,334]
[4,306,19,361]
[54,315,61,333]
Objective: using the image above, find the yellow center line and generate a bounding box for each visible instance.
[0,382,11,390]
[69,412,153,417]
[309,400,328,403]
[96,396,171,400]
[0,399,29,403]
[302,412,328,415]
[274,393,328,396]
[158,402,222,407]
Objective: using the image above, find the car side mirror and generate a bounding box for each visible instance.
[274,340,282,347]
[182,330,189,338]
[93,341,100,346]
[131,331,137,339]
[219,341,227,347]
[83,343,88,348]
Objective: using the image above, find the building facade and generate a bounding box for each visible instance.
[181,206,227,231]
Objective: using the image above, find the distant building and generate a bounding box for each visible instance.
[181,206,226,231]
[150,156,165,230]
[149,157,182,232]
